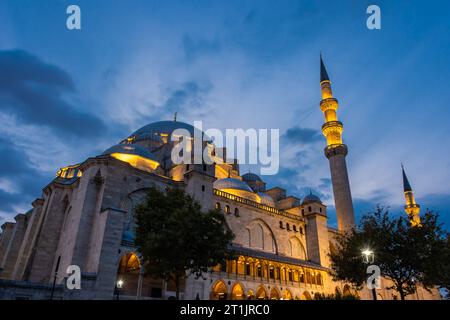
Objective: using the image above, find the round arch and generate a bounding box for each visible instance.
[116,252,141,297]
[246,289,255,300]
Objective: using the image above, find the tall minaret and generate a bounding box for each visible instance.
[319,55,355,232]
[402,164,421,226]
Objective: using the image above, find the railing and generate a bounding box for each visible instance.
[213,189,303,221]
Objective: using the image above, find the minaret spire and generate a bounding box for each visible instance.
[401,164,421,226]
[320,54,330,83]
[319,54,355,232]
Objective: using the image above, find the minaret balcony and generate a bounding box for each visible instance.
[322,121,343,135]
[320,98,339,112]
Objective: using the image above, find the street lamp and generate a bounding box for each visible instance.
[361,249,377,300]
[115,279,124,300]
[361,249,374,264]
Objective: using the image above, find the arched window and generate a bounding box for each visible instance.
[269,266,274,279]
[289,237,306,259]
[253,224,264,249]
[286,223,290,231]
[247,220,277,253]
[306,271,312,284]
[308,206,312,212]
[225,205,230,214]
[293,225,297,232]
[287,269,293,282]
[316,273,323,286]
[215,202,221,210]
[234,208,239,217]
[279,221,283,229]
[299,271,305,283]
[245,263,251,276]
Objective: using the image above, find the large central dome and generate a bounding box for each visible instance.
[128,120,208,142]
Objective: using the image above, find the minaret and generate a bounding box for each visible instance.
[402,164,421,226]
[319,55,355,232]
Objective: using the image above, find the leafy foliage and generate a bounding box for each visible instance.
[329,207,449,300]
[134,187,235,299]
[313,288,360,300]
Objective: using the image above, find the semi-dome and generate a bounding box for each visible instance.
[258,192,275,207]
[213,178,253,193]
[128,120,208,142]
[302,191,322,205]
[103,143,160,172]
[242,172,263,182]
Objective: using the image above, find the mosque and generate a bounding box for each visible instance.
[0,57,439,300]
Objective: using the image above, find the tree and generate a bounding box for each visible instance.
[329,207,449,300]
[313,288,360,300]
[134,187,235,299]
[422,232,450,296]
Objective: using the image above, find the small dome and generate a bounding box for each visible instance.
[242,172,263,182]
[103,143,158,162]
[258,192,275,206]
[128,120,208,142]
[302,191,322,205]
[213,178,254,193]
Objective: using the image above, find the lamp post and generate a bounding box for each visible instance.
[115,279,124,300]
[362,249,377,301]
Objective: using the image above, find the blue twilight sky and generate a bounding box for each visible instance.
[0,0,449,229]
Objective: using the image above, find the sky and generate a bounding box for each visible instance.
[0,0,449,230]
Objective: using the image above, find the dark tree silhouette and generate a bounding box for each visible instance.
[134,187,235,299]
[330,207,449,300]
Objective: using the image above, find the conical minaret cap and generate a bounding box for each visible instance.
[320,54,330,83]
[402,164,412,192]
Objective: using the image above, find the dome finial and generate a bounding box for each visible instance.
[173,112,177,122]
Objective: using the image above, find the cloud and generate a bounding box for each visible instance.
[282,126,322,144]
[0,49,107,138]
[142,81,213,122]
[0,136,46,214]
